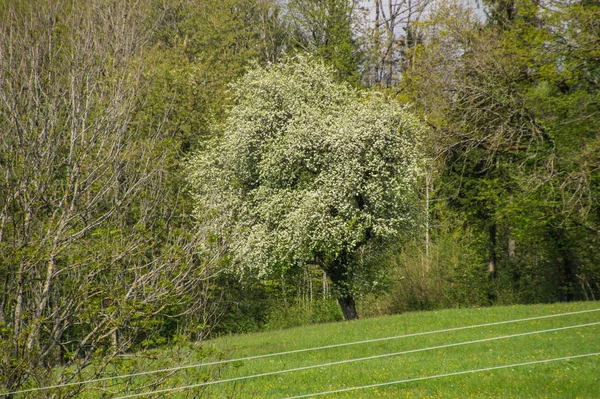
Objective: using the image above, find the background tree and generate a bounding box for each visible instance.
[0,1,217,395]
[188,56,425,320]
[287,0,363,85]
[138,0,287,151]
[397,0,600,305]
[506,0,600,300]
[362,0,433,87]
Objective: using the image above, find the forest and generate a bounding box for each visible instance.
[0,0,598,395]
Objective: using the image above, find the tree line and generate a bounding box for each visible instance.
[0,0,598,396]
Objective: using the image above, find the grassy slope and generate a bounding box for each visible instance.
[198,302,600,399]
[79,302,600,398]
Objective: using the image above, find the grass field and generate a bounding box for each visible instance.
[192,302,600,399]
[15,301,600,398]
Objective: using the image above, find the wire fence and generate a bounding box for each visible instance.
[281,352,600,399]
[2,307,598,398]
[107,321,600,399]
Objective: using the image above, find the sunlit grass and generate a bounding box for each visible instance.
[74,301,600,398]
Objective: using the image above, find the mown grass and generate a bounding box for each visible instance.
[59,301,600,398]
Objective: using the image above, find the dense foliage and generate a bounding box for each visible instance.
[395,0,600,311]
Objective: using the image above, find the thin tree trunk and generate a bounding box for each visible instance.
[374,0,381,84]
[552,228,576,301]
[13,263,24,357]
[507,226,515,260]
[322,270,329,299]
[424,172,430,273]
[488,222,497,278]
[308,269,313,303]
[508,238,516,259]
[27,254,56,350]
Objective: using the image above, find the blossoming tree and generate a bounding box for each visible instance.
[188,56,424,319]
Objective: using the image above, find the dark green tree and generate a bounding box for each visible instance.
[402,0,600,302]
[287,0,362,85]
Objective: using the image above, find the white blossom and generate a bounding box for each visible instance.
[187,55,425,279]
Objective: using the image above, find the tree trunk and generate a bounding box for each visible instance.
[551,228,576,301]
[337,296,359,321]
[507,226,515,260]
[488,223,497,278]
[324,256,359,320]
[508,238,516,259]
[322,270,329,299]
[424,172,430,273]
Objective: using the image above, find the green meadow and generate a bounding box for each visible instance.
[196,302,600,399]
[34,302,600,398]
